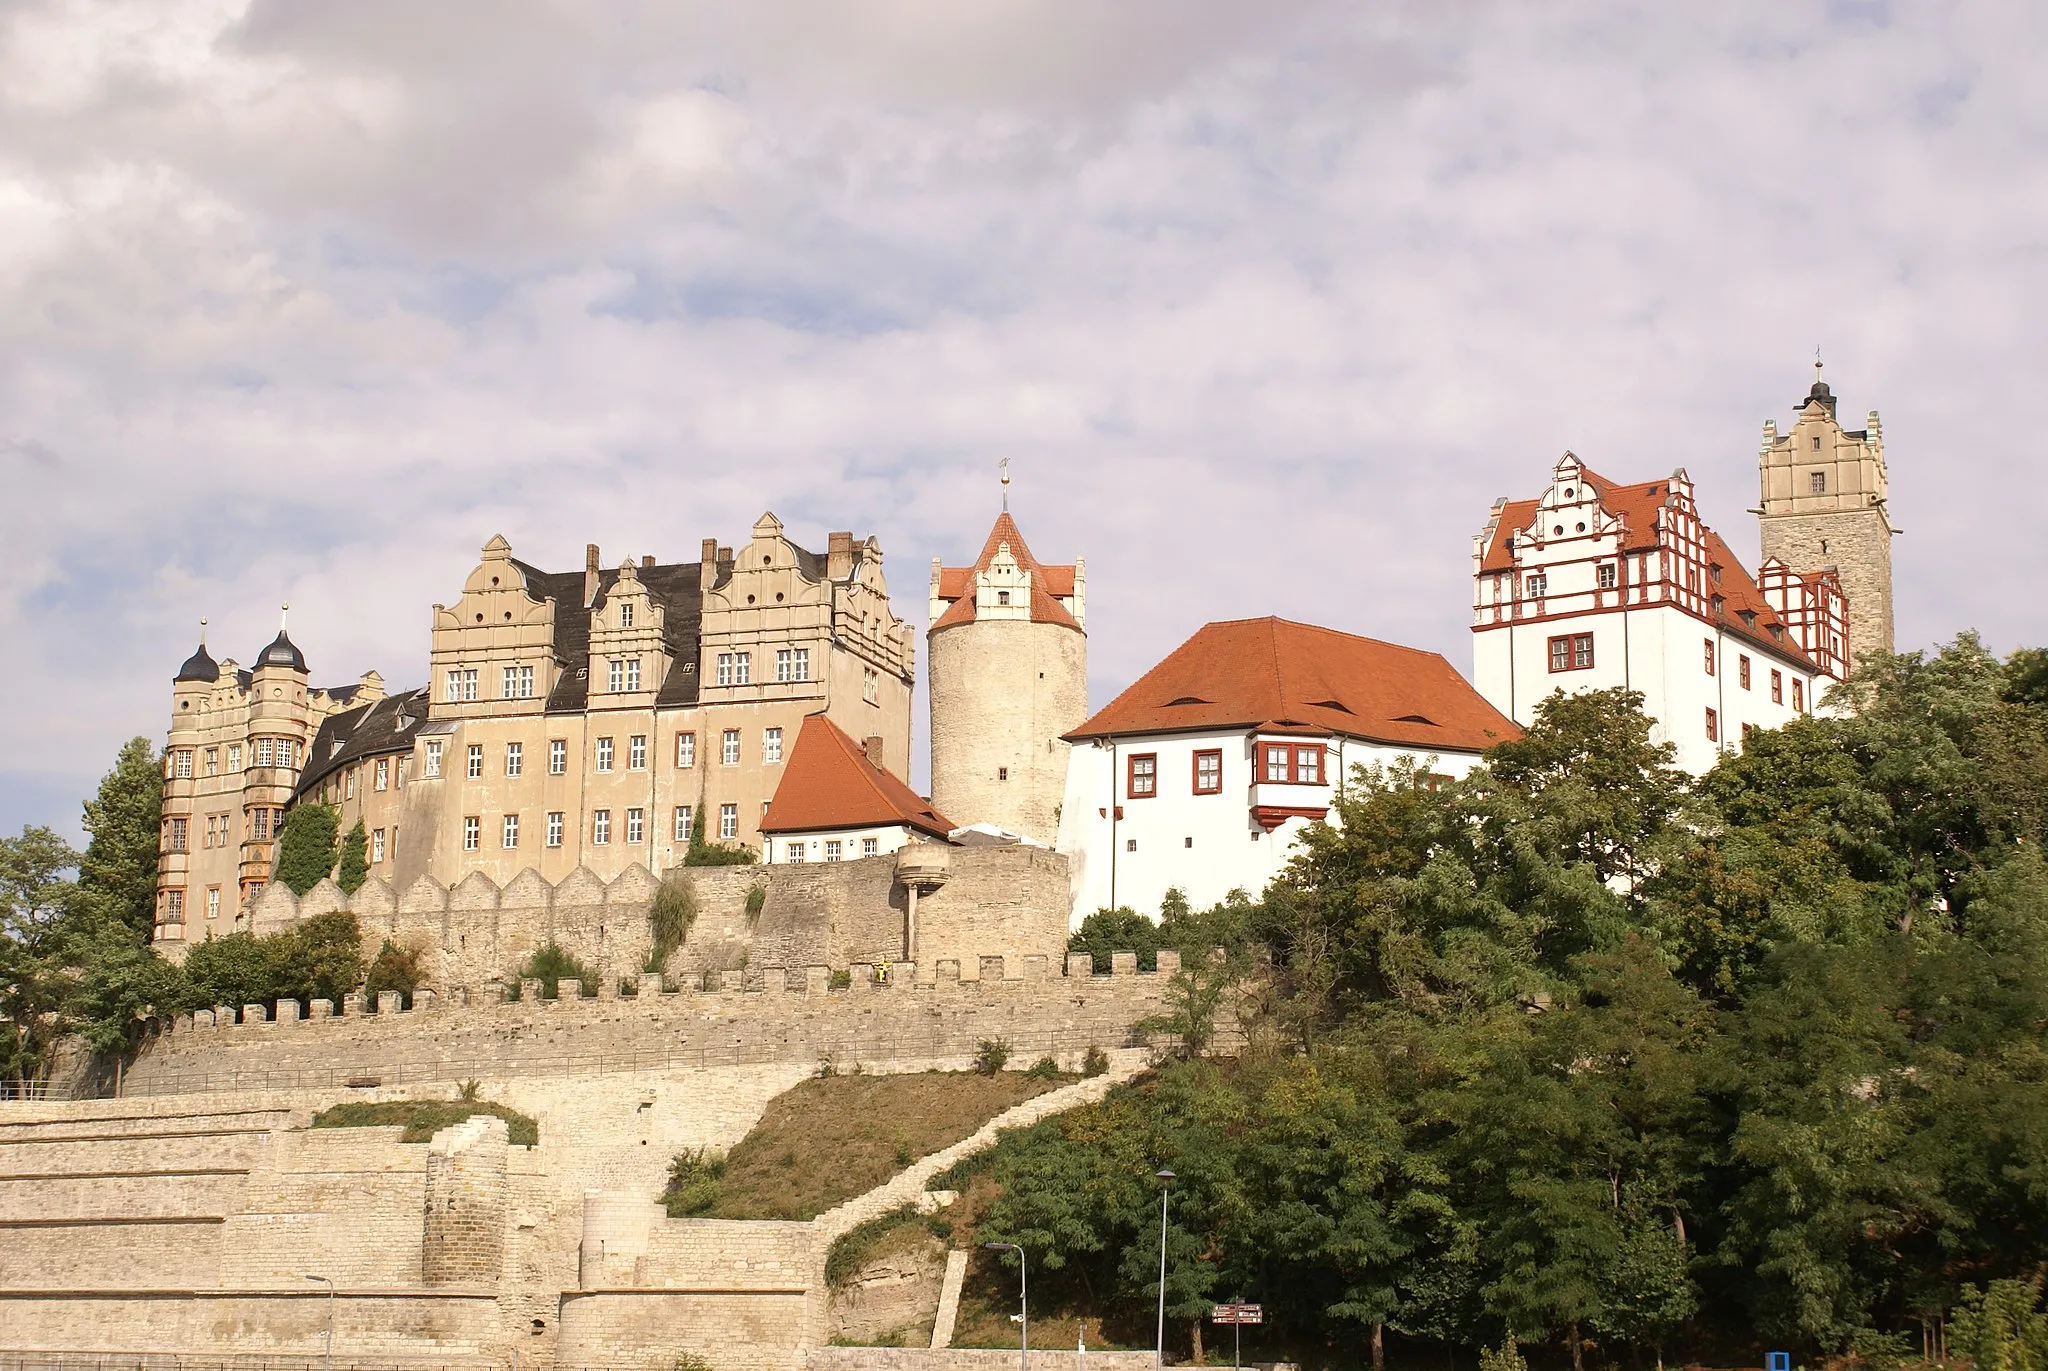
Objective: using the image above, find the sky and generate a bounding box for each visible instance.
[3,0,2046,842]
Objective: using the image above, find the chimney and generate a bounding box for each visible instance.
[862,736,886,770]
[718,546,733,571]
[701,538,719,591]
[642,555,655,569]
[584,544,601,607]
[827,531,855,580]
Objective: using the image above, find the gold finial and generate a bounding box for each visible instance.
[1814,346,1824,381]
[280,602,289,632]
[999,457,1010,511]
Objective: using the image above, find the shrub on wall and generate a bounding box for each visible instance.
[335,820,369,895]
[363,938,421,1006]
[646,872,698,973]
[682,806,758,866]
[272,804,340,897]
[663,1147,726,1216]
[518,941,596,999]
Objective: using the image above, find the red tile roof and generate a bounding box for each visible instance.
[1067,617,1519,753]
[1479,465,1817,671]
[931,512,1079,631]
[760,716,955,839]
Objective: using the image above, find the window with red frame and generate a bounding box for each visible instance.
[1193,750,1222,795]
[1792,679,1805,712]
[1127,753,1158,799]
[1739,655,1752,690]
[1548,633,1594,672]
[1704,639,1716,675]
[1771,669,1783,704]
[1260,742,1327,784]
[1705,707,1719,742]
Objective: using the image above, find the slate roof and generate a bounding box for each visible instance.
[508,560,708,713]
[293,688,430,801]
[759,715,954,839]
[174,643,220,683]
[1067,617,1518,753]
[255,629,307,672]
[931,512,1079,632]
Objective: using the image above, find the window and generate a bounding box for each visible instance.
[997,590,1012,606]
[676,733,696,767]
[345,770,356,800]
[467,744,483,779]
[546,812,564,848]
[998,767,1009,781]
[609,659,623,693]
[1739,655,1752,690]
[227,744,241,770]
[626,808,644,844]
[596,737,614,772]
[1548,634,1594,672]
[550,739,566,775]
[824,839,842,862]
[206,888,220,921]
[164,889,183,923]
[592,809,611,845]
[253,808,271,841]
[1597,563,1617,589]
[1705,708,1719,743]
[722,729,740,766]
[1262,743,1328,784]
[1264,744,1292,783]
[255,738,275,768]
[372,829,385,864]
[1703,640,1716,675]
[674,806,692,841]
[1128,753,1158,798]
[1296,746,1323,785]
[167,817,188,853]
[716,653,735,686]
[503,665,535,699]
[719,804,738,840]
[628,735,647,770]
[463,816,480,851]
[375,758,388,791]
[776,649,794,683]
[792,648,810,682]
[204,748,219,776]
[619,601,634,628]
[626,659,642,691]
[425,740,443,777]
[786,841,807,864]
[503,814,520,848]
[1126,838,1137,852]
[1792,679,1805,712]
[734,652,751,684]
[1771,669,1784,704]
[1810,470,1827,494]
[863,667,880,705]
[506,741,523,777]
[170,749,192,779]
[445,668,478,702]
[861,837,878,858]
[1194,750,1223,795]
[764,727,783,765]
[1525,574,1547,597]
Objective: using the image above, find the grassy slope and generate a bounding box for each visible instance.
[703,1070,1068,1221]
[311,1099,540,1147]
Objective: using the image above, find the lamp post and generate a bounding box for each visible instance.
[1154,1170,1175,1371]
[983,1241,1028,1371]
[303,1274,334,1371]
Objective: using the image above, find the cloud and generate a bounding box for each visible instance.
[1,0,2045,835]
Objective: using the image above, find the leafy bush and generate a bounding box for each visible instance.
[744,883,768,915]
[1024,1055,1061,1079]
[830,968,852,990]
[272,804,340,897]
[645,872,698,973]
[518,941,596,998]
[664,1147,727,1216]
[183,911,363,1010]
[363,938,421,1006]
[1068,905,1161,972]
[824,1204,920,1286]
[682,807,758,866]
[974,1037,1010,1075]
[1478,1341,1527,1371]
[1952,1279,2048,1371]
[335,820,369,895]
[1081,1045,1109,1077]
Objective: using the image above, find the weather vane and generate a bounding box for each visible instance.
[1815,345,1824,380]
[1000,457,1011,511]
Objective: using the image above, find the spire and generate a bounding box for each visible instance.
[280,601,289,632]
[999,457,1011,512]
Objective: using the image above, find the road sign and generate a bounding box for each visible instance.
[1210,1304,1264,1325]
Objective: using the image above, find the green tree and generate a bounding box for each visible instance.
[682,806,756,866]
[363,938,420,1005]
[335,820,370,895]
[272,804,340,896]
[0,826,81,1090]
[73,737,163,942]
[1069,906,1162,972]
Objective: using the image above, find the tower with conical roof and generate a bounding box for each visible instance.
[1757,362,1896,668]
[927,492,1086,845]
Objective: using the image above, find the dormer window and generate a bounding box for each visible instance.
[997,590,1011,606]
[619,602,634,628]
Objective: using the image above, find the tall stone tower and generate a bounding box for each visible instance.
[928,507,1086,845]
[1758,366,1896,668]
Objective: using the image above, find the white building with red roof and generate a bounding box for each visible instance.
[1055,617,1518,920]
[1472,452,1846,774]
[760,715,955,864]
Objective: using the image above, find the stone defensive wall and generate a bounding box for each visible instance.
[123,949,1188,1098]
[245,845,1072,997]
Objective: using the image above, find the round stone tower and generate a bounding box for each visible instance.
[928,509,1087,846]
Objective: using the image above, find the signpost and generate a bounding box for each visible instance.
[1209,1303,1263,1371]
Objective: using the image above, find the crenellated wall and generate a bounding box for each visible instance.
[247,845,1072,993]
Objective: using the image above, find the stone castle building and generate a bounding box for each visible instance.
[927,508,1087,846]
[1758,366,1896,666]
[155,618,386,943]
[154,515,914,944]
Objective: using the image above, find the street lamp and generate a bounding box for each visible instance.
[1154,1170,1175,1371]
[983,1241,1028,1371]
[303,1274,334,1371]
